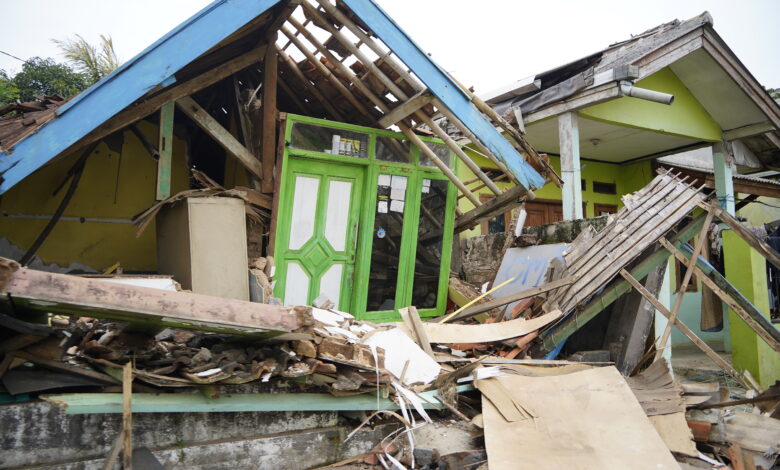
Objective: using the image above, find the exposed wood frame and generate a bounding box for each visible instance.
[634,30,704,80]
[660,238,780,353]
[175,96,263,179]
[377,89,433,128]
[72,46,268,154]
[656,212,713,359]
[276,45,346,121]
[619,268,753,390]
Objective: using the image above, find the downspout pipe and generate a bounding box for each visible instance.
[619,80,675,105]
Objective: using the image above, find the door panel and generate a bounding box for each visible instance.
[277,160,364,310]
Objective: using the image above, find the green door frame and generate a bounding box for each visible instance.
[274,114,457,321]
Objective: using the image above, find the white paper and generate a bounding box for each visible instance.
[421,185,430,194]
[422,179,431,187]
[378,201,388,213]
[390,175,407,190]
[363,328,441,385]
[390,200,404,213]
[390,188,406,201]
[378,174,391,187]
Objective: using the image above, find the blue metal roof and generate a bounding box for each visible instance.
[0,0,544,194]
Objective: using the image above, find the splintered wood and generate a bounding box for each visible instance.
[542,171,706,317]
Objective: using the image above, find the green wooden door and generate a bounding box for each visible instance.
[275,158,365,310]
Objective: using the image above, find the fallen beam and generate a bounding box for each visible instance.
[175,96,263,180]
[446,276,575,321]
[378,89,433,128]
[705,201,780,271]
[42,386,474,414]
[455,184,532,233]
[0,258,301,337]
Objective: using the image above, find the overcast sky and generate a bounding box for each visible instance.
[1,0,777,94]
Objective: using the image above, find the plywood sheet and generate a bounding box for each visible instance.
[422,310,561,344]
[482,366,680,470]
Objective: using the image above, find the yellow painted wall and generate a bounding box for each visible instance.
[458,147,654,238]
[0,120,188,271]
[580,68,722,142]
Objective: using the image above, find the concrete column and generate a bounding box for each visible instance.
[558,112,583,220]
[723,230,780,388]
[655,260,673,364]
[713,142,736,216]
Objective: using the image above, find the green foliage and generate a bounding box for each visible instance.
[11,57,89,101]
[0,70,20,106]
[768,88,780,100]
[53,34,119,83]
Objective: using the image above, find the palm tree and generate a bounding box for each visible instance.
[52,34,119,83]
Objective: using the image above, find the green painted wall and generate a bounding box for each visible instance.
[457,147,654,238]
[723,230,780,388]
[0,121,188,272]
[580,68,722,142]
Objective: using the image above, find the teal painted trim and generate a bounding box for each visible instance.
[340,0,544,190]
[0,0,282,194]
[43,386,474,414]
[542,213,706,350]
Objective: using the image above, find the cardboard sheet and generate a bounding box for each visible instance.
[482,367,680,470]
[422,310,561,344]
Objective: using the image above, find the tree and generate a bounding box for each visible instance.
[0,70,19,105]
[53,34,119,83]
[768,88,780,100]
[12,57,89,102]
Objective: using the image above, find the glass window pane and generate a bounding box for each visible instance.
[290,122,368,158]
[376,136,410,163]
[411,179,448,309]
[420,142,451,168]
[366,174,407,311]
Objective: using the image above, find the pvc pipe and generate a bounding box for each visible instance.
[620,81,674,105]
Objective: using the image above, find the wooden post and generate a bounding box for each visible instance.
[261,34,279,194]
[712,142,736,215]
[155,102,174,201]
[656,212,714,359]
[558,112,583,220]
[122,361,133,469]
[619,268,754,391]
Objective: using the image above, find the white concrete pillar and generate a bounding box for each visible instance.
[713,141,736,216]
[558,112,583,220]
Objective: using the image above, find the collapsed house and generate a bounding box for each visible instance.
[0,2,779,469]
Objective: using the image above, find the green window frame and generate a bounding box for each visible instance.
[275,114,457,321]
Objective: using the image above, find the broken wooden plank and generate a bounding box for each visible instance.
[155,102,175,201]
[618,267,753,390]
[122,361,133,470]
[656,212,714,359]
[423,310,561,344]
[175,96,263,180]
[71,46,267,154]
[1,258,301,337]
[451,276,574,321]
[398,306,434,359]
[378,89,433,128]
